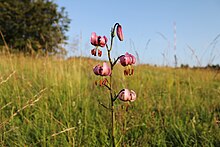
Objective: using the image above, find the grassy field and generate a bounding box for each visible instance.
[0,55,220,146]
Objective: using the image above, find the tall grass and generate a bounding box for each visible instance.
[0,55,220,146]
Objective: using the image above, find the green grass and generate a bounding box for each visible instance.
[0,55,220,146]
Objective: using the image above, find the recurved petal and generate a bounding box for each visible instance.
[101,62,111,76]
[93,64,102,75]
[130,90,136,102]
[131,55,136,64]
[119,89,131,101]
[91,32,98,46]
[99,36,108,47]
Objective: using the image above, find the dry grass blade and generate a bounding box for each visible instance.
[187,44,201,66]
[0,71,16,85]
[32,126,76,146]
[51,127,76,137]
[0,88,47,128]
[0,30,10,54]
[0,102,12,111]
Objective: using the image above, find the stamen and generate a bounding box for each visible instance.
[98,49,102,57]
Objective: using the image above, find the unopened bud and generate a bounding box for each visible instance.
[116,24,124,41]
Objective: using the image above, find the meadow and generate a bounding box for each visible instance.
[0,55,220,146]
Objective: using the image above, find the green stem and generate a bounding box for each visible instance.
[110,75,115,147]
[107,46,113,68]
[109,23,119,51]
[112,55,123,68]
[107,23,120,147]
[109,47,115,146]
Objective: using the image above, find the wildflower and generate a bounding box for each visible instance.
[93,62,111,76]
[98,36,108,47]
[116,24,123,41]
[91,32,108,47]
[118,89,136,102]
[119,52,136,66]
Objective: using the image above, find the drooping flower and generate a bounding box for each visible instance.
[118,89,136,102]
[90,32,108,47]
[116,24,123,41]
[119,52,136,66]
[98,36,108,47]
[93,62,111,76]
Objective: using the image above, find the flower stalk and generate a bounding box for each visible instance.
[108,40,115,147]
[91,23,137,147]
[107,26,116,146]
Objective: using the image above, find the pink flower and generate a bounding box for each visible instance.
[119,52,136,66]
[90,32,108,47]
[118,89,136,102]
[98,36,108,47]
[116,24,123,41]
[93,62,111,76]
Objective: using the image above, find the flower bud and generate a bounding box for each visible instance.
[116,24,124,41]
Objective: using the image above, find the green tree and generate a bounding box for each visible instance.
[0,0,70,55]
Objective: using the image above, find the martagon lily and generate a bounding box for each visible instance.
[91,23,137,146]
[93,62,111,76]
[90,32,108,47]
[119,52,136,66]
[118,89,136,102]
[90,32,108,57]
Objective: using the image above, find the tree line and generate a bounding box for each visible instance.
[180,64,220,70]
[0,0,70,55]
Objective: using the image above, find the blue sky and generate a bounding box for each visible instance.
[55,0,220,66]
